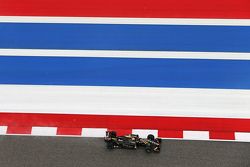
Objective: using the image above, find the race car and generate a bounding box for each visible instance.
[104,131,161,153]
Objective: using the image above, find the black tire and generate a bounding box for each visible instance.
[147,134,155,141]
[145,146,152,153]
[107,141,114,149]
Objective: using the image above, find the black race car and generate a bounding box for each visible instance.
[104,131,161,153]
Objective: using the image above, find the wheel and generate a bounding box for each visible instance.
[145,146,152,153]
[147,134,155,141]
[145,143,152,153]
[107,141,114,149]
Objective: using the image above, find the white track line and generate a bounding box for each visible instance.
[1,49,250,60]
[0,85,250,118]
[31,127,57,136]
[81,128,107,137]
[0,16,250,26]
[183,131,210,140]
[0,126,7,135]
[235,132,250,142]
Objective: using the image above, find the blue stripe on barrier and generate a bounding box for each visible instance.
[0,23,250,52]
[0,56,250,89]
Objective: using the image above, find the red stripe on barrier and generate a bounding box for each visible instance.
[56,127,82,136]
[1,113,250,132]
[209,131,235,140]
[158,130,183,138]
[7,126,32,134]
[0,0,250,19]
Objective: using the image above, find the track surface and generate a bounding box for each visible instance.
[0,136,250,167]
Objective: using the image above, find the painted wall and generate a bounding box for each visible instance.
[0,0,250,141]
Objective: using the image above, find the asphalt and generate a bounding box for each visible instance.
[0,136,250,167]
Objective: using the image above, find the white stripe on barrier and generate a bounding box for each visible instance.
[183,131,209,140]
[0,16,250,26]
[0,85,250,119]
[1,49,250,60]
[31,127,57,136]
[235,132,250,142]
[81,128,107,137]
[0,126,7,135]
[132,129,158,138]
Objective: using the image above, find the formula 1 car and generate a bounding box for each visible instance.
[104,131,161,153]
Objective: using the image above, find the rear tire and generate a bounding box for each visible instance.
[145,143,152,153]
[145,146,152,153]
